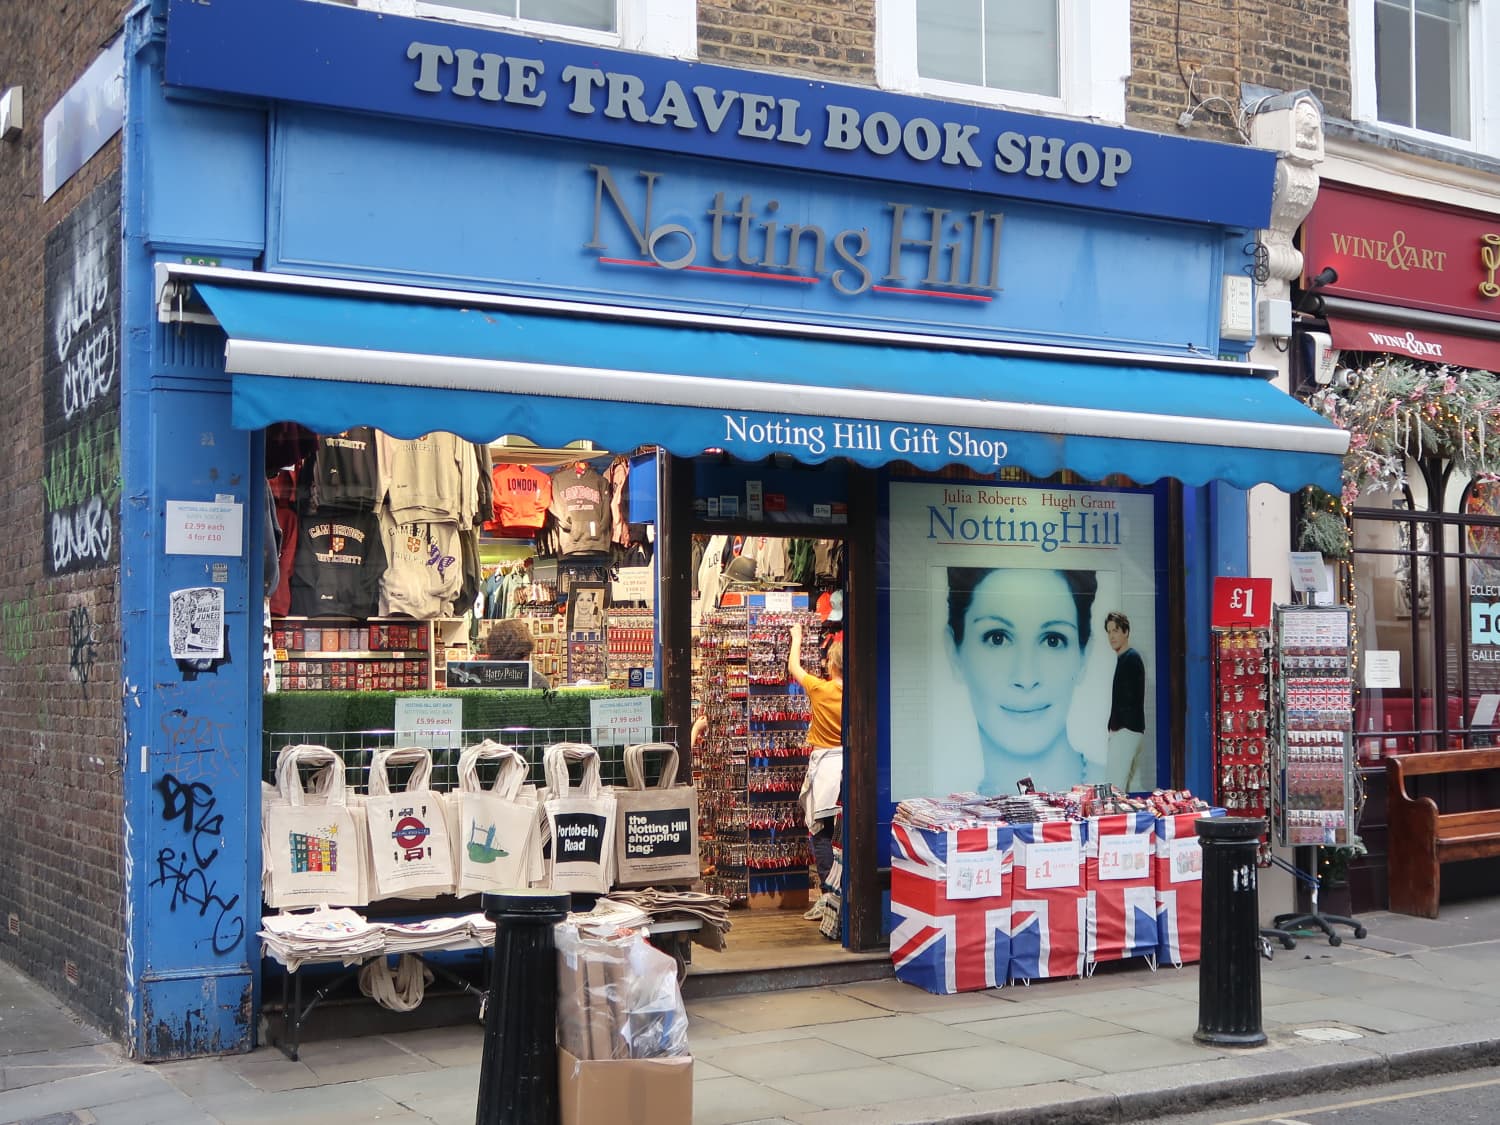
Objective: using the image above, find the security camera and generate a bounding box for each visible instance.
[1333,368,1361,392]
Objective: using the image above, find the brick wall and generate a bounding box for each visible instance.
[698,0,875,79]
[0,2,129,1040]
[1130,0,1350,141]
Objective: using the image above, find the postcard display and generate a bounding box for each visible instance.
[1271,605,1356,848]
[694,595,820,907]
[1211,627,1275,864]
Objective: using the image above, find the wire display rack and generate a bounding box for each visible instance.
[262,725,681,792]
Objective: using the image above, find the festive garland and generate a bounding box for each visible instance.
[1308,356,1500,507]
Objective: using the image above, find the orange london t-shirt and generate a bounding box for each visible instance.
[487,464,552,531]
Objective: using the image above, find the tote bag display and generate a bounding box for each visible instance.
[365,746,455,899]
[613,743,700,887]
[542,743,617,895]
[446,740,538,896]
[264,744,361,908]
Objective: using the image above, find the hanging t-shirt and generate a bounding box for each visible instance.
[269,470,300,617]
[377,511,463,619]
[605,457,631,547]
[549,464,611,555]
[377,431,468,525]
[310,427,381,511]
[487,463,553,532]
[289,509,386,617]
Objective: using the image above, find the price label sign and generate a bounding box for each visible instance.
[1212,576,1272,628]
[1168,836,1203,882]
[945,844,1006,901]
[1097,833,1151,881]
[1021,839,1081,889]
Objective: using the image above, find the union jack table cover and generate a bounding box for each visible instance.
[1009,819,1088,982]
[1154,808,1225,967]
[890,822,1012,994]
[1085,812,1158,970]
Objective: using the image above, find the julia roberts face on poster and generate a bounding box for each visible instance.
[945,567,1092,765]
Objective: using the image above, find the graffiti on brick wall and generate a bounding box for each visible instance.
[43,172,121,577]
[68,606,98,686]
[1,599,37,664]
[150,771,243,956]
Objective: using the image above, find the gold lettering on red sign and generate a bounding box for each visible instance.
[1329,229,1447,273]
[1481,233,1500,298]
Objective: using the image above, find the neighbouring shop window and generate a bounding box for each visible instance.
[1352,0,1500,152]
[1350,476,1500,756]
[885,479,1159,798]
[1305,353,1500,753]
[875,0,1127,122]
[352,0,696,55]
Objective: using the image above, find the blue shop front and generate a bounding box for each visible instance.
[122,0,1346,1056]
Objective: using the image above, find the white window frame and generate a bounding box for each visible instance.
[1349,0,1498,155]
[876,0,1127,123]
[356,0,697,59]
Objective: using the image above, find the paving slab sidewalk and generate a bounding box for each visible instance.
[3,903,1500,1125]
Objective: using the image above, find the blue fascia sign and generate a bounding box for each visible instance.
[162,0,1275,230]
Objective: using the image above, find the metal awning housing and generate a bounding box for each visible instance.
[158,265,1349,492]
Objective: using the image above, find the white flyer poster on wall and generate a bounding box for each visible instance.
[887,482,1157,801]
[168,586,225,660]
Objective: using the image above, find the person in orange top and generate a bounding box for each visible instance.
[789,621,843,922]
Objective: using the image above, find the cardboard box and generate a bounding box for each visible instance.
[558,1047,692,1125]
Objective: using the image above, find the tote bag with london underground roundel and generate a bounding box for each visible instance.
[542,743,616,894]
[264,744,360,908]
[365,746,455,899]
[447,740,537,895]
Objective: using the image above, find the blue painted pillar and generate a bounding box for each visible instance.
[1180,483,1249,798]
[121,370,263,1059]
[121,13,269,1060]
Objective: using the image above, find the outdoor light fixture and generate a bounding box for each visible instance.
[1296,266,1339,315]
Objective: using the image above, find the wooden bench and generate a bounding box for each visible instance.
[1386,749,1500,918]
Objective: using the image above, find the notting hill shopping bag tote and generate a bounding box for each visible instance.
[264,744,361,908]
[365,746,455,899]
[613,743,700,887]
[446,740,538,895]
[542,743,617,895]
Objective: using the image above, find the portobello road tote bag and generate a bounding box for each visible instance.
[613,742,700,887]
[365,746,455,899]
[542,743,617,895]
[264,744,360,908]
[447,740,537,896]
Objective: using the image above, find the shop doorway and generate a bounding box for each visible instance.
[690,533,849,958]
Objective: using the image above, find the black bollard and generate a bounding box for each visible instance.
[476,889,573,1125]
[1194,817,1267,1048]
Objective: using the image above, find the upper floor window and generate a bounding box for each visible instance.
[1375,0,1468,137]
[355,0,695,57]
[1352,0,1496,152]
[877,0,1127,122]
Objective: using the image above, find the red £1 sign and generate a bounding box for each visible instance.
[1212,577,1272,628]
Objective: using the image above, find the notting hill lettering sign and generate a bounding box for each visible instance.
[162,0,1276,230]
[587,164,1004,298]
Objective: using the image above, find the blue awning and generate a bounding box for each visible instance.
[176,270,1348,493]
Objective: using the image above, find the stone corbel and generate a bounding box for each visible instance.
[1249,93,1326,298]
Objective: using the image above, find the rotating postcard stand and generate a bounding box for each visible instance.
[1268,604,1367,946]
